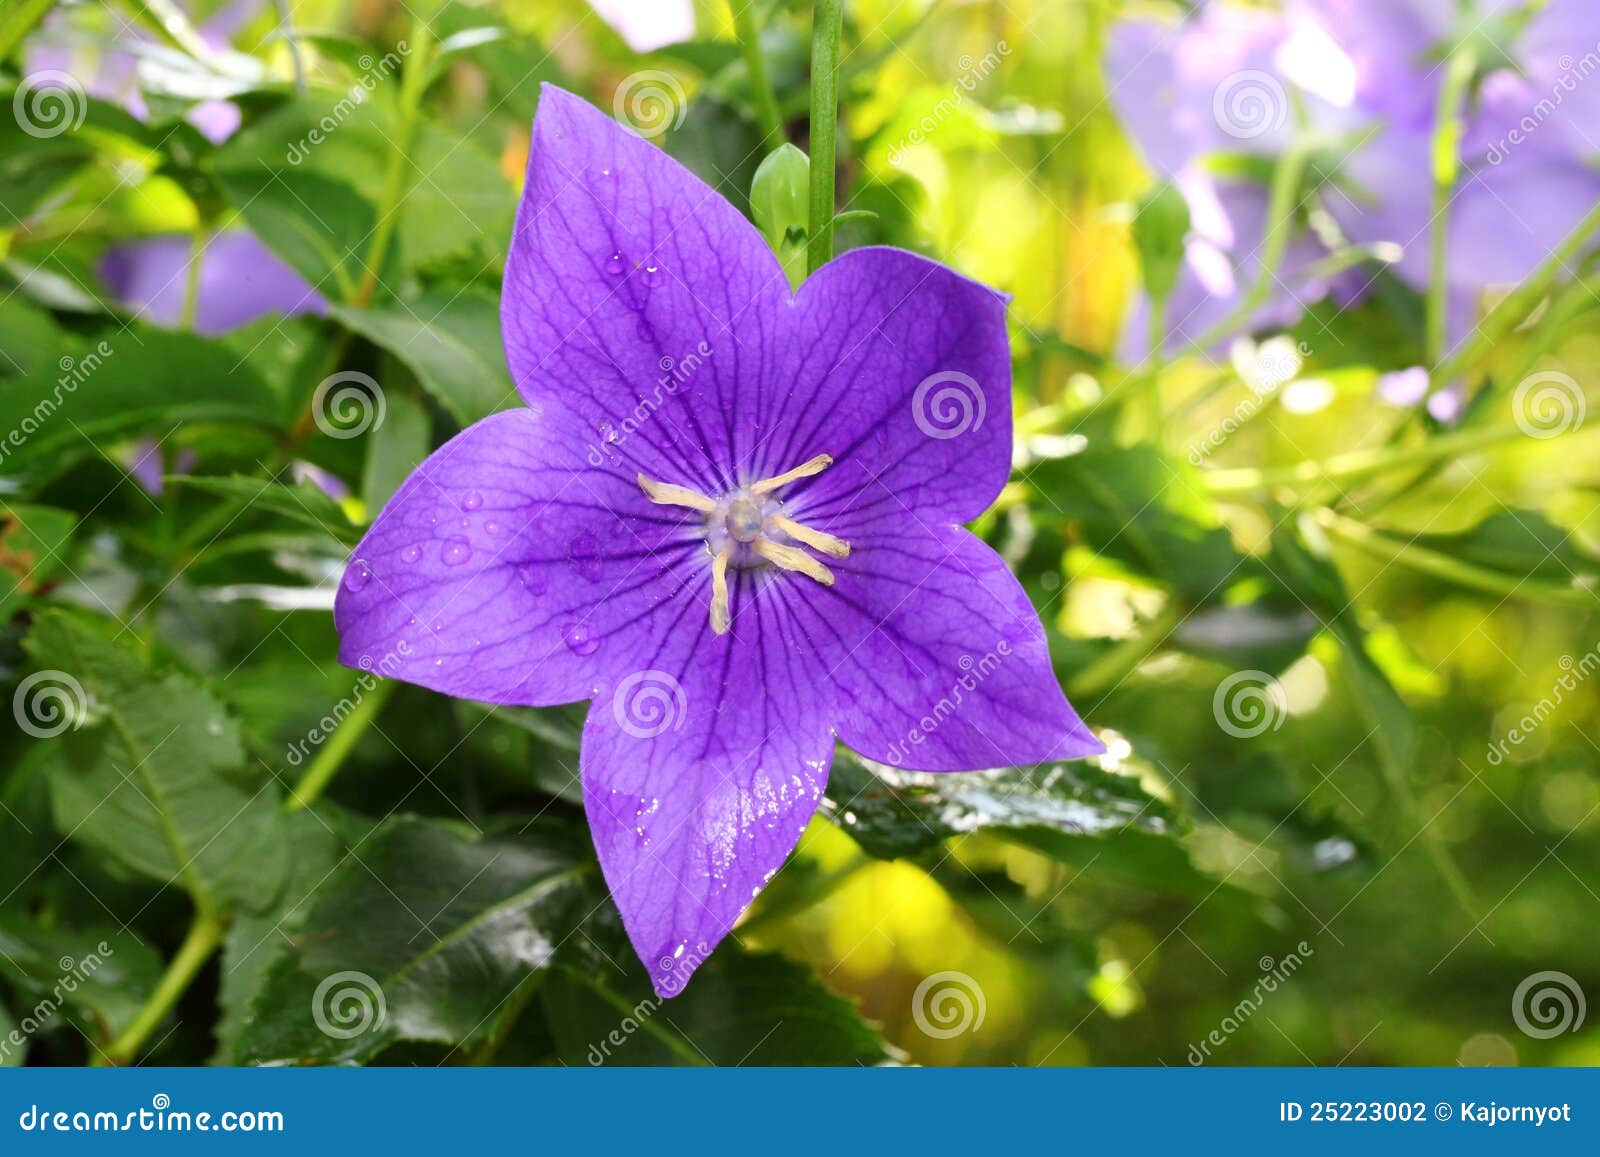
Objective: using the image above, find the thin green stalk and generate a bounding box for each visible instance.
[0,0,58,61]
[1318,509,1598,606]
[352,22,433,307]
[1425,45,1477,365]
[805,0,845,276]
[1204,421,1560,497]
[287,678,396,811]
[179,226,207,332]
[734,1,785,153]
[97,909,224,1065]
[1144,296,1168,445]
[1068,600,1186,701]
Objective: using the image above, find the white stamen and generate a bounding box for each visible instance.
[638,473,717,512]
[769,514,850,558]
[754,539,834,585]
[749,453,834,495]
[710,549,731,635]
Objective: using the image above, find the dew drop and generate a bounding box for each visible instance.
[442,539,472,567]
[461,491,483,511]
[343,559,372,592]
[521,566,550,595]
[562,623,600,656]
[605,252,625,276]
[485,520,502,536]
[642,263,662,287]
[400,544,422,565]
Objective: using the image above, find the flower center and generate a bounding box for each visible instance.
[637,453,850,635]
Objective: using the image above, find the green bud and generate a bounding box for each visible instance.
[1130,179,1191,306]
[750,144,811,288]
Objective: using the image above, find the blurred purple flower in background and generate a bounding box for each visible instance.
[1107,0,1600,361]
[588,0,696,54]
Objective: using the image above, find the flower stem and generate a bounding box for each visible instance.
[735,1,786,153]
[1317,509,1598,606]
[805,0,845,276]
[352,21,433,307]
[286,678,396,812]
[0,0,58,61]
[1425,44,1476,365]
[1144,296,1168,446]
[97,908,224,1066]
[1203,421,1557,497]
[179,226,207,332]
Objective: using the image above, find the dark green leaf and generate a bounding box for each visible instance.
[0,915,163,1046]
[171,474,358,544]
[0,503,77,621]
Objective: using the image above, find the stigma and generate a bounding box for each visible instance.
[637,454,850,635]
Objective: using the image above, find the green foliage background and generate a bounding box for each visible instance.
[1,0,1597,1067]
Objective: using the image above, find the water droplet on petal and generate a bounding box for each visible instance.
[521,566,550,595]
[568,531,603,581]
[442,539,472,566]
[400,544,422,564]
[461,491,483,511]
[485,520,502,536]
[642,263,662,287]
[562,623,600,656]
[344,559,372,592]
[605,252,625,276]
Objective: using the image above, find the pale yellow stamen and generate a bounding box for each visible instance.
[710,549,731,635]
[638,473,717,512]
[749,453,834,496]
[769,514,850,558]
[754,539,835,585]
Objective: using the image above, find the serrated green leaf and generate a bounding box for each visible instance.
[822,746,1178,861]
[171,474,358,544]
[333,292,514,425]
[23,613,290,913]
[361,389,430,510]
[232,815,593,1065]
[0,503,77,621]
[0,915,164,1047]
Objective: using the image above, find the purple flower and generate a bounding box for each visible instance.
[333,87,1101,995]
[588,0,695,53]
[99,231,326,336]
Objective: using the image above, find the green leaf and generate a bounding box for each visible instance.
[1410,509,1600,590]
[208,165,375,298]
[23,612,290,913]
[0,328,287,475]
[0,915,164,1047]
[333,292,515,425]
[232,815,594,1065]
[543,933,895,1066]
[1026,443,1245,600]
[171,474,358,544]
[823,746,1178,861]
[0,1001,21,1066]
[0,503,77,622]
[361,389,430,510]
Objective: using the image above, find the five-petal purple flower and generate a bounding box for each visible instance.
[334,86,1101,995]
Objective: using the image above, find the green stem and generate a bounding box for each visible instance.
[1425,44,1476,365]
[0,0,58,61]
[1318,509,1598,606]
[805,0,845,276]
[179,226,207,332]
[97,909,224,1066]
[352,22,433,307]
[561,967,711,1066]
[1144,296,1168,446]
[1204,421,1562,497]
[1068,600,1186,701]
[1185,143,1310,353]
[287,678,396,812]
[735,1,785,153]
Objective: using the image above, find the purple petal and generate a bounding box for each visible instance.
[1376,366,1429,407]
[588,0,695,53]
[99,231,326,335]
[334,407,699,707]
[502,85,789,496]
[806,524,1100,770]
[581,614,829,998]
